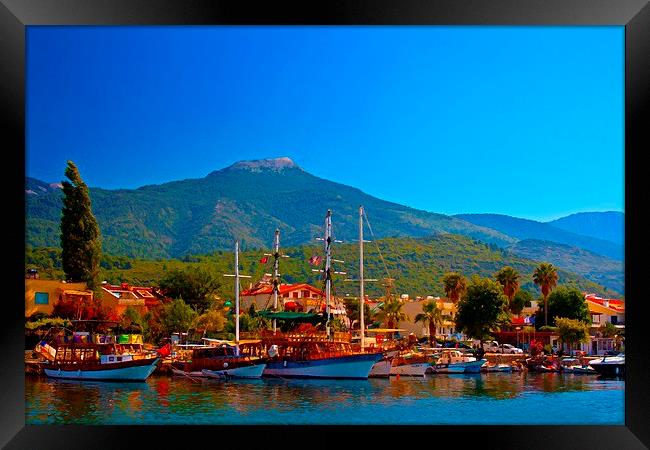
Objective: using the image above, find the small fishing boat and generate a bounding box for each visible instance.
[563,365,597,375]
[368,357,393,378]
[428,350,486,374]
[482,363,513,373]
[171,343,267,379]
[390,351,433,377]
[589,353,625,377]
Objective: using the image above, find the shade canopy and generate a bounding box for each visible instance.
[257,311,322,321]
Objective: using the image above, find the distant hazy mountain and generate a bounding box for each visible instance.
[25,157,516,258]
[25,177,62,196]
[508,239,623,294]
[455,213,623,261]
[547,211,624,246]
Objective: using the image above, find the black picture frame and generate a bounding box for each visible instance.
[2,1,648,448]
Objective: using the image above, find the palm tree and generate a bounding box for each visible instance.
[377,297,408,338]
[495,266,521,316]
[442,272,467,303]
[414,300,444,345]
[533,263,559,327]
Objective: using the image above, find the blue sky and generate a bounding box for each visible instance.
[26,26,624,222]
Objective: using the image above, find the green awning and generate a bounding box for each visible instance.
[257,311,322,321]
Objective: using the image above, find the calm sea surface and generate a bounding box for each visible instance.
[25,373,624,425]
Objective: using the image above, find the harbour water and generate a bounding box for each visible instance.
[26,373,624,425]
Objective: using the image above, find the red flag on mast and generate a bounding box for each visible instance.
[260,256,269,264]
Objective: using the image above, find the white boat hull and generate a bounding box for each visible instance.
[434,365,465,374]
[369,359,392,378]
[430,359,487,374]
[171,368,207,378]
[44,359,158,381]
[264,353,382,379]
[390,362,431,377]
[202,363,267,379]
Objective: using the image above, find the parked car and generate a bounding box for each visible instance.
[483,340,500,352]
[498,344,524,354]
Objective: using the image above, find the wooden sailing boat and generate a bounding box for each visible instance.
[41,329,159,381]
[260,211,383,379]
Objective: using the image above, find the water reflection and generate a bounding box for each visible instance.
[25,373,624,425]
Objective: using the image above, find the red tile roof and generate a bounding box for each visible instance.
[241,283,324,297]
[584,294,625,312]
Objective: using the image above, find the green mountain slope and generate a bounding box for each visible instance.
[26,234,617,300]
[26,158,515,258]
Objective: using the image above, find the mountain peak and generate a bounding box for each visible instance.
[227,157,301,173]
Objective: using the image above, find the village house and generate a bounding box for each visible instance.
[584,293,625,355]
[25,277,93,318]
[99,282,166,316]
[396,296,461,339]
[25,271,166,319]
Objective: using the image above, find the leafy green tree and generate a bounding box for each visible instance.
[119,306,145,334]
[495,266,520,315]
[455,276,510,348]
[534,286,589,328]
[158,267,221,313]
[160,299,198,336]
[194,308,225,337]
[555,317,589,354]
[511,290,533,317]
[533,262,559,326]
[60,161,102,290]
[414,300,444,345]
[344,298,373,329]
[442,272,467,303]
[239,313,271,332]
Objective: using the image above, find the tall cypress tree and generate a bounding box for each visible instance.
[60,161,102,290]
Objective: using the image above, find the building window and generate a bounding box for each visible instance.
[611,316,618,325]
[292,292,299,298]
[34,292,49,305]
[302,290,309,298]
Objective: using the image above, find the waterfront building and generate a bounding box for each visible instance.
[397,296,460,339]
[99,282,167,316]
[25,277,166,319]
[25,278,92,318]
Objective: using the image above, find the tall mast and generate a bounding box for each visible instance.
[272,229,280,334]
[325,209,332,339]
[359,206,365,350]
[235,240,240,347]
[223,240,250,356]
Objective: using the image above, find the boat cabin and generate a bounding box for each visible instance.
[435,350,476,365]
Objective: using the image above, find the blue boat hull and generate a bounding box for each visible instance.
[44,358,159,381]
[263,353,383,379]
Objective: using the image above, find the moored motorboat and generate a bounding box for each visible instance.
[589,353,625,377]
[428,350,486,374]
[482,363,513,373]
[563,365,597,375]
